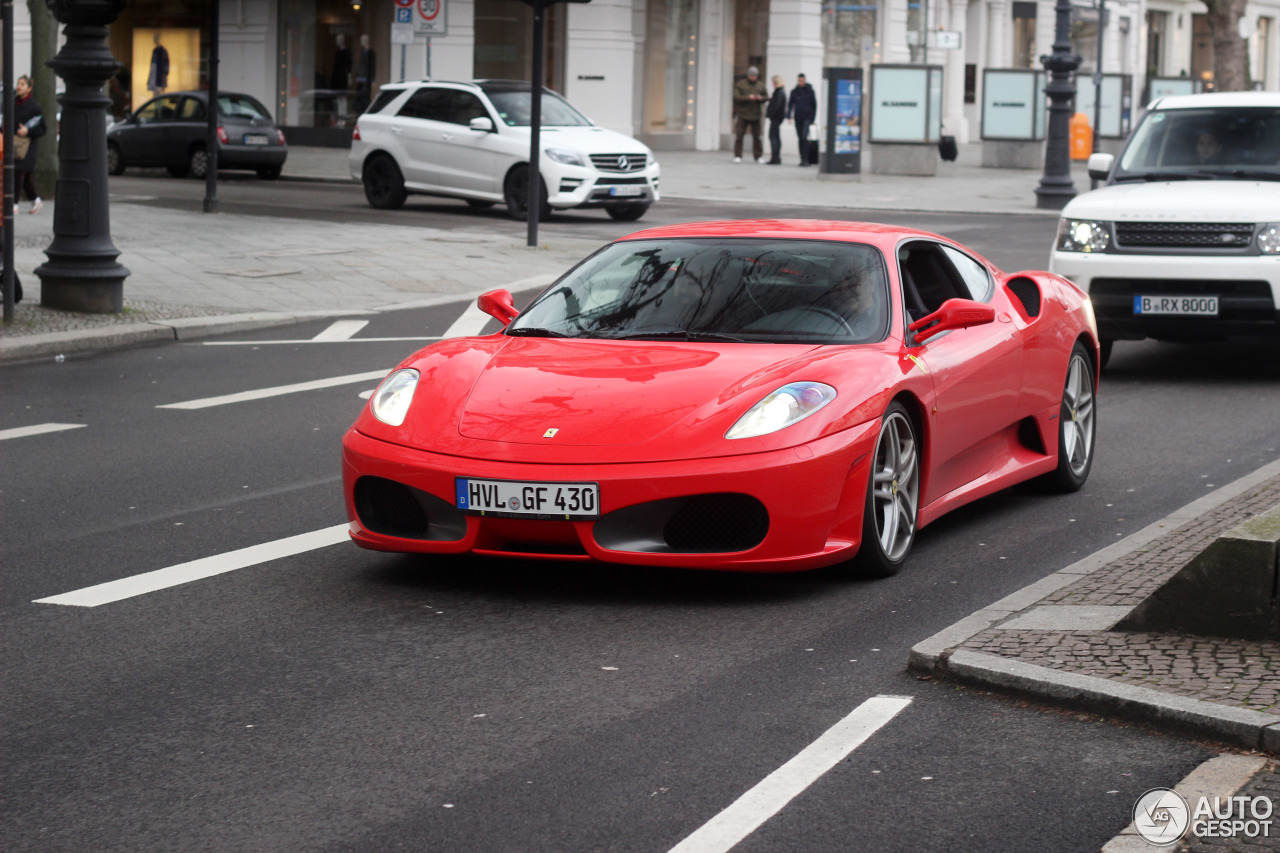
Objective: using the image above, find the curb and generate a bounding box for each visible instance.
[909,456,1280,752]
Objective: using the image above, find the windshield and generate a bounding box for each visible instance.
[1116,106,1280,180]
[484,90,592,127]
[509,239,890,344]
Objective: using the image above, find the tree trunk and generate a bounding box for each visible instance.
[1204,0,1249,91]
[27,0,58,199]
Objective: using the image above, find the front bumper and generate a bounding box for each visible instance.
[544,162,661,210]
[341,422,877,572]
[1050,251,1280,341]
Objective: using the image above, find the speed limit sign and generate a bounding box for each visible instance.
[415,0,447,35]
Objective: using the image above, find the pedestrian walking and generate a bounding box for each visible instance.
[732,66,767,164]
[12,75,47,215]
[787,73,817,167]
[765,75,786,165]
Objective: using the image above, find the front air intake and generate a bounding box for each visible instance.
[353,476,467,541]
[663,494,769,552]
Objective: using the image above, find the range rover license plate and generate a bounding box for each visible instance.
[1133,295,1218,316]
[456,478,600,518]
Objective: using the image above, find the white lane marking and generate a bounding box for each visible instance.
[668,695,913,853]
[0,423,87,441]
[443,302,494,338]
[34,524,351,607]
[203,337,441,346]
[157,370,387,410]
[311,320,370,342]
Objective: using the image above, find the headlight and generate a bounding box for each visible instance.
[544,148,585,167]
[371,369,419,426]
[1057,219,1111,253]
[1259,223,1280,255]
[726,382,836,439]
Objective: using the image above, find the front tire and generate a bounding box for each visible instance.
[503,166,551,221]
[363,154,408,209]
[852,401,920,578]
[605,203,649,222]
[1045,342,1097,492]
[107,143,125,176]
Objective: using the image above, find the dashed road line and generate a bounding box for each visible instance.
[0,423,87,441]
[34,524,351,607]
[157,370,387,410]
[311,320,370,341]
[667,695,913,853]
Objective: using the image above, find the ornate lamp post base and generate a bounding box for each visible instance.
[1035,0,1081,211]
[34,2,130,314]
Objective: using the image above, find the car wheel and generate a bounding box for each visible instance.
[503,166,551,221]
[256,165,283,180]
[465,199,496,210]
[605,203,649,222]
[107,143,125,176]
[188,145,210,180]
[851,401,920,578]
[363,154,407,209]
[1045,342,1097,492]
[1098,339,1113,370]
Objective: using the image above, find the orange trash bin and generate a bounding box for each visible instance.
[1070,112,1093,160]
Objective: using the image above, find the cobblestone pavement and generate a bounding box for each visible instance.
[961,475,1280,714]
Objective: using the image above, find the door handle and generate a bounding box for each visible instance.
[391,125,403,134]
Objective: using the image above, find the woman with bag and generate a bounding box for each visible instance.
[13,75,47,215]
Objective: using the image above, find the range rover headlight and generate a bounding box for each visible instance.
[1057,219,1111,253]
[1258,224,1280,255]
[545,148,585,167]
[726,382,836,439]
[371,369,419,426]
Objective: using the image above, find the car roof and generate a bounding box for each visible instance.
[1147,90,1280,111]
[617,219,950,246]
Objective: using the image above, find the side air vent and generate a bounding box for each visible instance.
[353,476,467,541]
[1006,277,1042,318]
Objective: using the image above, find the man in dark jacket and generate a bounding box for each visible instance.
[787,73,817,166]
[732,66,767,163]
[765,74,786,164]
[12,75,47,215]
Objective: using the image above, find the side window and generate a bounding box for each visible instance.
[366,89,399,115]
[135,100,161,124]
[397,88,450,122]
[154,96,181,122]
[449,91,488,126]
[938,245,994,301]
[179,97,206,121]
[898,242,967,317]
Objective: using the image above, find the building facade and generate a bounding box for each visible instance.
[6,0,1277,157]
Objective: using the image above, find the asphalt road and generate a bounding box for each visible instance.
[5,185,1280,852]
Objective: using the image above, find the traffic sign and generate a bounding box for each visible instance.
[415,0,447,35]
[395,8,412,23]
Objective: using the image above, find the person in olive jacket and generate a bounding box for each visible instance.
[12,75,47,214]
[732,66,768,163]
[787,73,818,167]
[765,74,786,165]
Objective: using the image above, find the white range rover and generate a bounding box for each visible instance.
[350,79,661,222]
[1050,91,1280,367]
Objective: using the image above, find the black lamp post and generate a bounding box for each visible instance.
[1035,0,1081,210]
[35,0,130,313]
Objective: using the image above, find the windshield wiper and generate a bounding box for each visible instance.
[606,329,747,343]
[1114,172,1192,183]
[506,326,570,338]
[1197,169,1280,182]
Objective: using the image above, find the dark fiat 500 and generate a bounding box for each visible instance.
[107,91,288,180]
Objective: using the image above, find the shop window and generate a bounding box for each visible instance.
[642,0,698,135]
[823,0,876,67]
[474,0,566,91]
[1012,2,1036,69]
[278,0,391,132]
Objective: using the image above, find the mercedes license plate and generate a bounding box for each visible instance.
[609,186,643,197]
[456,478,600,518]
[1133,295,1218,316]
[243,134,270,145]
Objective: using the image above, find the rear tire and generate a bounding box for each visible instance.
[362,154,408,209]
[503,166,551,221]
[188,145,210,180]
[850,401,920,578]
[1044,342,1097,492]
[605,203,649,222]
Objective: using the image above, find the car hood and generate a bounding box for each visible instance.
[1062,180,1280,221]
[357,336,901,464]
[508,125,653,156]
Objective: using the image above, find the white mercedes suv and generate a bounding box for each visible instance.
[350,79,661,222]
[1050,91,1280,367]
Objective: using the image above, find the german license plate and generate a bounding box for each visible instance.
[1133,295,1218,316]
[609,186,643,197]
[456,477,600,518]
[243,134,269,145]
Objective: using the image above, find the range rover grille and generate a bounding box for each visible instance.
[1114,222,1255,250]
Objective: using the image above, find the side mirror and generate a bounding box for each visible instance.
[469,116,495,133]
[478,289,518,327]
[908,298,996,343]
[1086,152,1114,182]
